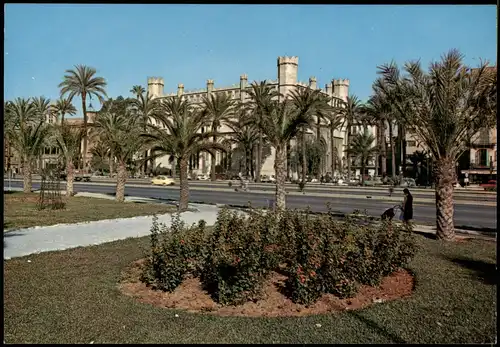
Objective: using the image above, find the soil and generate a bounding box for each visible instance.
[119,259,415,317]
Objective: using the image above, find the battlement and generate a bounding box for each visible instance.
[240,74,248,80]
[207,79,214,85]
[332,79,350,87]
[147,77,164,85]
[178,83,184,89]
[277,56,299,66]
[297,81,308,87]
[309,76,317,82]
[267,79,278,84]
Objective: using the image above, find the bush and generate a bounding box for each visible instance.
[140,205,418,307]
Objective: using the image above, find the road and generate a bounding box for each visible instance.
[6,180,497,230]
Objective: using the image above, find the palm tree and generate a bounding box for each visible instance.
[130,85,146,99]
[226,103,260,177]
[90,140,111,174]
[259,98,310,210]
[52,123,85,196]
[142,97,224,211]
[201,92,235,181]
[290,88,331,182]
[5,98,51,193]
[345,130,378,185]
[376,49,496,240]
[319,107,344,176]
[51,98,77,124]
[92,112,144,202]
[247,81,280,182]
[333,95,365,182]
[130,90,160,177]
[59,65,108,173]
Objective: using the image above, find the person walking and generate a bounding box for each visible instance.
[401,188,413,225]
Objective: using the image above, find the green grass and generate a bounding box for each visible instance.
[3,233,496,344]
[4,192,176,231]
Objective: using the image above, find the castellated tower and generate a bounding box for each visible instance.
[277,56,298,100]
[332,79,350,102]
[147,77,164,98]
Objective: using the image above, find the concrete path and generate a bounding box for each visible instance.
[4,194,222,260]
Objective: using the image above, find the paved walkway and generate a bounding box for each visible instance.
[4,191,495,260]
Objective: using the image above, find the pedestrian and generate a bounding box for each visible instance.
[401,188,413,224]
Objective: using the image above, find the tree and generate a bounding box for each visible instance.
[201,92,235,181]
[345,130,378,185]
[333,95,365,181]
[259,99,310,210]
[376,49,496,240]
[90,140,111,174]
[31,96,52,122]
[318,103,344,176]
[59,65,107,173]
[92,111,145,202]
[291,139,326,178]
[130,90,160,177]
[226,103,260,177]
[5,98,51,193]
[51,98,77,124]
[247,81,280,182]
[52,123,85,196]
[130,85,146,99]
[142,97,224,211]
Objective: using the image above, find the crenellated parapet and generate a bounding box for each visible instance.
[277,56,299,66]
[332,78,350,87]
[147,77,164,85]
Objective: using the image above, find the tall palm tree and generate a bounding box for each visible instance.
[376,49,496,240]
[59,65,108,173]
[5,98,51,193]
[247,81,280,182]
[226,103,260,177]
[333,95,365,182]
[52,123,85,196]
[92,112,144,202]
[130,90,160,177]
[130,85,146,99]
[142,97,224,211]
[32,96,52,122]
[319,107,344,176]
[201,92,235,181]
[259,99,310,210]
[51,98,77,124]
[290,88,331,182]
[90,140,111,174]
[345,130,378,185]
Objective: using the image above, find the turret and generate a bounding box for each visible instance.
[239,74,248,101]
[309,76,317,90]
[147,77,164,98]
[177,83,184,97]
[332,79,350,101]
[277,56,299,100]
[206,79,214,93]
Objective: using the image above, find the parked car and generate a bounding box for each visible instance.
[261,175,276,183]
[151,176,175,186]
[480,180,497,191]
[196,174,209,181]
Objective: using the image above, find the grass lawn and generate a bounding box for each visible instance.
[3,233,496,344]
[3,192,176,231]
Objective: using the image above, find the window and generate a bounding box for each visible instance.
[407,140,417,147]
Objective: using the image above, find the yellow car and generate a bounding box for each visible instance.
[151,176,175,186]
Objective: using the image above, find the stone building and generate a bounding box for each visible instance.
[147,55,355,177]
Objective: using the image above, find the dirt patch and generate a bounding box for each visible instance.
[119,259,415,317]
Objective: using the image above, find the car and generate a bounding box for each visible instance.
[480,180,497,190]
[151,176,175,186]
[261,175,276,183]
[196,174,209,181]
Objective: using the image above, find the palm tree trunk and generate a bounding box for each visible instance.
[361,160,366,185]
[301,129,307,183]
[274,145,287,210]
[316,118,322,179]
[211,134,217,181]
[347,132,352,182]
[330,126,335,175]
[245,146,251,178]
[109,150,114,177]
[435,156,456,240]
[66,160,75,197]
[380,120,387,175]
[250,146,255,180]
[81,93,88,174]
[179,156,189,211]
[22,160,32,193]
[171,156,177,178]
[389,123,396,178]
[256,130,263,182]
[115,161,127,203]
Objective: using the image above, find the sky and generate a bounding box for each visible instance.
[4,4,497,117]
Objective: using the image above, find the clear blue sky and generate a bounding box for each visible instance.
[5,4,497,117]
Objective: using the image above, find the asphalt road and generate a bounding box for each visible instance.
[6,181,497,230]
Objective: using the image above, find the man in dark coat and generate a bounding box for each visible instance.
[402,188,413,223]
